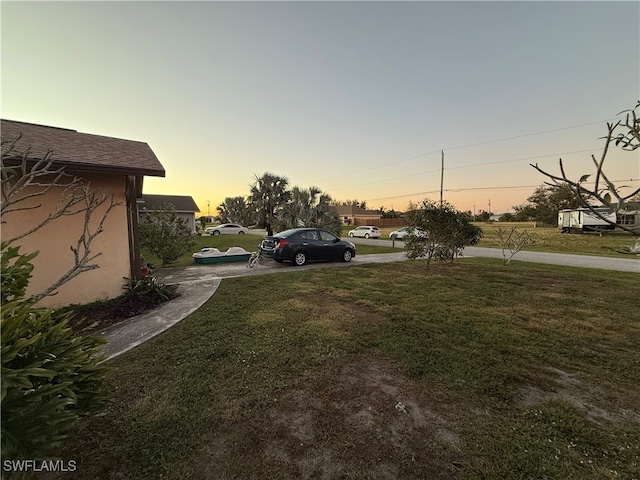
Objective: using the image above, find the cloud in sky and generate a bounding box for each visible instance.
[2,1,638,214]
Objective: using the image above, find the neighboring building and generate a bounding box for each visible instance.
[334,205,382,225]
[616,202,640,234]
[1,119,165,307]
[138,194,201,234]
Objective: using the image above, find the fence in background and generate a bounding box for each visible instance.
[352,217,406,227]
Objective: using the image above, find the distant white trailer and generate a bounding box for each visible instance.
[560,207,616,233]
[558,209,572,233]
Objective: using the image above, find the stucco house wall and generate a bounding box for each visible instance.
[1,119,165,308]
[2,173,130,306]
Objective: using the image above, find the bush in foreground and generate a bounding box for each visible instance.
[1,244,109,462]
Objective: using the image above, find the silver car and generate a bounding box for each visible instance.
[348,226,381,239]
[205,224,248,235]
[389,227,428,240]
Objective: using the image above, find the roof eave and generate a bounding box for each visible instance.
[2,156,166,178]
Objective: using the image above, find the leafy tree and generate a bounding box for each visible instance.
[513,184,585,225]
[379,206,401,218]
[338,199,368,209]
[475,210,491,222]
[250,172,290,236]
[498,212,515,222]
[139,204,194,265]
[217,196,253,225]
[531,102,640,234]
[276,186,341,234]
[405,199,483,266]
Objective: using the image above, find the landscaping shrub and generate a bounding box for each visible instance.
[405,199,483,265]
[1,244,109,462]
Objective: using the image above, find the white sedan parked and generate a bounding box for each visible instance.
[205,224,248,235]
[389,226,428,240]
[348,226,381,239]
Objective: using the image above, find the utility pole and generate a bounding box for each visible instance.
[207,200,210,218]
[440,150,444,206]
[488,199,491,215]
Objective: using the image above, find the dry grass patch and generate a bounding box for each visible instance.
[182,355,472,480]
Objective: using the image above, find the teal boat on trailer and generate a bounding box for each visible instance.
[192,247,252,265]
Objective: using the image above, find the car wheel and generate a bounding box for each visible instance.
[293,251,307,266]
[364,233,370,239]
[239,231,245,234]
[212,230,221,236]
[349,232,354,237]
[342,249,353,262]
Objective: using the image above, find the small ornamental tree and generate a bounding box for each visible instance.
[139,204,195,266]
[405,199,483,266]
[495,226,537,265]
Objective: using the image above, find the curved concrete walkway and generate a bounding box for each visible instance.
[100,246,638,361]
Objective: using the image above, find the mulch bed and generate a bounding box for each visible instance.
[61,290,181,335]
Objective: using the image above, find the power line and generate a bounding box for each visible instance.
[304,149,441,184]
[365,178,640,203]
[299,118,614,186]
[443,120,610,152]
[445,148,598,171]
[329,147,599,192]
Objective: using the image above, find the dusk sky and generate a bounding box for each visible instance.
[2,1,639,216]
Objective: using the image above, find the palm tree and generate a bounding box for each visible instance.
[277,186,341,235]
[249,173,290,236]
[217,196,253,225]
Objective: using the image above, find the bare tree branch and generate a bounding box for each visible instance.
[530,102,640,236]
[2,139,86,242]
[2,136,122,300]
[33,189,119,300]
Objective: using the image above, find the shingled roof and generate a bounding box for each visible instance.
[1,119,165,177]
[139,194,200,213]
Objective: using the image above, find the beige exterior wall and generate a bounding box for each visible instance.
[2,172,131,308]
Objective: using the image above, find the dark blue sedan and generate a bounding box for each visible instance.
[259,228,356,266]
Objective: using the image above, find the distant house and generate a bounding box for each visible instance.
[615,202,640,234]
[138,194,201,234]
[1,119,165,307]
[334,205,382,225]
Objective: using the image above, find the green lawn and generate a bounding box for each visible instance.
[474,223,638,258]
[341,224,638,258]
[57,259,640,479]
